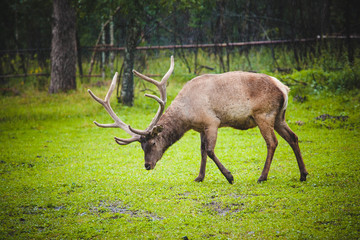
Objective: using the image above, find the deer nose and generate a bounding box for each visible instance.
[144,163,151,170]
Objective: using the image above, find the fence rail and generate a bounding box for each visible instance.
[1,35,358,54]
[0,73,102,79]
[1,36,358,79]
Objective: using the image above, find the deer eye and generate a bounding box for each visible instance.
[140,136,146,143]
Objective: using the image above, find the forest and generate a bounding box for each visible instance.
[1,0,360,239]
[1,0,359,99]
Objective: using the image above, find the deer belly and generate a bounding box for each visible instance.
[218,106,257,130]
[221,116,257,130]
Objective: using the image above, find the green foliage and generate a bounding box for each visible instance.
[279,66,360,94]
[3,45,359,96]
[1,78,359,238]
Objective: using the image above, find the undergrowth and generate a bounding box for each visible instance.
[2,43,359,94]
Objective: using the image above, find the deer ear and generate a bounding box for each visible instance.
[147,125,163,139]
[152,125,164,134]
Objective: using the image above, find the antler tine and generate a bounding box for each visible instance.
[130,56,174,135]
[160,55,175,85]
[88,72,140,144]
[126,94,165,136]
[114,136,141,145]
[132,55,174,102]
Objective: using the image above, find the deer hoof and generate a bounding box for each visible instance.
[194,176,204,182]
[300,172,308,181]
[226,173,234,184]
[257,176,267,183]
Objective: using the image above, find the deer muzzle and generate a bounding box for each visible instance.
[144,163,153,170]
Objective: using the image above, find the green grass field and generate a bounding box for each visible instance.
[1,68,360,239]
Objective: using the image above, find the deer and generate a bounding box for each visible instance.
[88,56,308,184]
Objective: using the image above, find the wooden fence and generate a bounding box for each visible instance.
[1,36,358,79]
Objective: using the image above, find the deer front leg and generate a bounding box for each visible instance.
[195,132,207,182]
[204,125,234,184]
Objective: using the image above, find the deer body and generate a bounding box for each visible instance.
[165,72,286,131]
[89,57,308,184]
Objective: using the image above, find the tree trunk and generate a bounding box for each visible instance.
[76,32,83,78]
[214,0,226,72]
[345,0,354,65]
[110,13,115,75]
[49,0,77,93]
[119,18,141,106]
[101,22,106,80]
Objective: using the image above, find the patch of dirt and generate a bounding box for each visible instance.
[315,114,349,121]
[91,200,163,221]
[293,95,307,103]
[21,204,65,215]
[205,201,244,216]
[295,120,305,126]
[176,191,192,200]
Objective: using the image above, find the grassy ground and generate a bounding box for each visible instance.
[1,69,360,239]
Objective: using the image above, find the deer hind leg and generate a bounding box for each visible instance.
[275,121,308,181]
[194,132,207,182]
[254,114,278,182]
[203,125,234,184]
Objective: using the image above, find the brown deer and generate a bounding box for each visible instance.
[88,56,308,184]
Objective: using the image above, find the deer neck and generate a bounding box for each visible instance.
[156,109,189,151]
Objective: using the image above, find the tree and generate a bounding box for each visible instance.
[119,16,141,106]
[117,1,144,106]
[118,0,198,106]
[49,0,77,93]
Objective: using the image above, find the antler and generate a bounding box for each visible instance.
[130,55,174,135]
[88,56,174,144]
[88,72,141,145]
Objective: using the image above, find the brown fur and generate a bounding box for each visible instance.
[144,71,308,183]
[90,67,308,183]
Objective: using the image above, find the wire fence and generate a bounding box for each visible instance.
[0,36,358,82]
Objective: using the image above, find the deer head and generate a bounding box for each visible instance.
[88,56,174,170]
